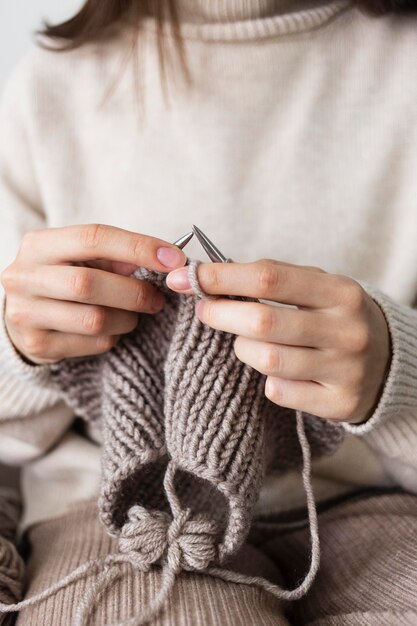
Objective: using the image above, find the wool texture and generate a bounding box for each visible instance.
[0,487,24,626]
[0,260,344,625]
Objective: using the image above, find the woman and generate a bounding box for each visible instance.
[0,0,416,624]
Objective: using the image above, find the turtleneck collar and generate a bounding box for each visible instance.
[176,0,331,24]
[141,0,352,41]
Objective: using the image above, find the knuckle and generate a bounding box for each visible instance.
[332,391,360,422]
[69,269,94,300]
[96,335,117,353]
[350,323,371,354]
[129,235,146,261]
[251,307,275,338]
[345,324,371,355]
[125,313,139,333]
[202,301,215,326]
[6,303,27,328]
[340,278,366,312]
[82,306,107,334]
[233,336,242,359]
[79,223,104,250]
[262,345,281,374]
[256,260,280,297]
[133,284,149,311]
[200,264,221,292]
[348,363,366,387]
[21,331,49,360]
[264,377,282,404]
[19,230,39,256]
[1,266,18,292]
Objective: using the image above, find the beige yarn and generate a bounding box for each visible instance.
[0,487,24,626]
[0,260,344,625]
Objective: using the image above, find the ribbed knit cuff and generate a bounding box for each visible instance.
[0,294,56,418]
[342,279,417,438]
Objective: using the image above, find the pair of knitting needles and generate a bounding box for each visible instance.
[172,225,251,303]
[173,225,227,263]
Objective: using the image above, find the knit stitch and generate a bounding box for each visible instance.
[0,487,24,626]
[0,260,344,625]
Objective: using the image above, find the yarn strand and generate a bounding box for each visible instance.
[204,409,320,601]
[0,411,319,625]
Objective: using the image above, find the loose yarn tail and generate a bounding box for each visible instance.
[205,409,320,601]
[0,411,319,625]
[0,556,111,614]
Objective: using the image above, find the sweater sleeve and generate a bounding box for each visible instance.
[0,53,74,464]
[342,277,417,492]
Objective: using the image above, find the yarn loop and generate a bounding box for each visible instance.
[0,258,334,625]
[118,502,218,575]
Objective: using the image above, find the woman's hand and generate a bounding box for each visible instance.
[166,259,391,425]
[1,224,186,365]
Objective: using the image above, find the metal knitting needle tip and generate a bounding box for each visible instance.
[172,231,194,249]
[192,225,228,263]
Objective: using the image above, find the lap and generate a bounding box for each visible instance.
[13,490,417,626]
[254,489,417,626]
[15,500,288,626]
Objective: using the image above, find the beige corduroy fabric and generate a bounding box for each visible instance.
[16,499,289,626]
[252,489,417,626]
[14,490,417,626]
[0,260,343,625]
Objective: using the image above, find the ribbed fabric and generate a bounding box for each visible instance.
[177,0,325,22]
[13,491,417,625]
[261,491,417,625]
[344,278,417,444]
[19,260,338,624]
[144,0,352,41]
[0,296,73,463]
[15,500,287,626]
[0,487,24,626]
[0,298,57,417]
[0,0,417,532]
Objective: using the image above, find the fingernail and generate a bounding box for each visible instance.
[195,300,205,317]
[156,247,185,269]
[152,292,165,311]
[166,268,191,291]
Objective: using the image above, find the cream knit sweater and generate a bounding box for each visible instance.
[0,0,417,532]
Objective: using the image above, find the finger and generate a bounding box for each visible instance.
[26,299,139,336]
[24,265,165,313]
[40,332,122,362]
[265,376,333,419]
[265,376,353,422]
[168,259,341,309]
[13,328,122,364]
[195,299,339,348]
[234,336,334,381]
[21,224,186,271]
[81,260,139,276]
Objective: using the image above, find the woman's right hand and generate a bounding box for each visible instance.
[0,224,186,364]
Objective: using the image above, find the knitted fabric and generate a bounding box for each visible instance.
[0,487,24,626]
[0,260,344,625]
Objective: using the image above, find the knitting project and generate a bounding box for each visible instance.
[0,260,344,625]
[0,488,24,626]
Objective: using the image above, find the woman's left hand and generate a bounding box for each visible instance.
[166,259,392,425]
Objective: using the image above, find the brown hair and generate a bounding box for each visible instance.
[40,0,417,47]
[39,1,191,101]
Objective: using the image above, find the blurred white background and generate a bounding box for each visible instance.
[0,0,83,92]
[0,0,82,486]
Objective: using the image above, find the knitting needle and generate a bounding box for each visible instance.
[192,225,253,302]
[173,231,194,249]
[192,225,228,263]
